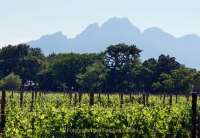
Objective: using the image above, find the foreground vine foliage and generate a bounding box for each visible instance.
[2,92,200,137]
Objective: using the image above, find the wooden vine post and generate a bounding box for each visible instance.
[130,93,134,104]
[146,93,149,106]
[69,93,72,104]
[0,90,6,133]
[129,94,131,100]
[192,92,197,138]
[11,90,14,98]
[131,95,134,104]
[163,94,166,104]
[98,93,101,102]
[142,93,146,106]
[78,92,82,103]
[169,94,172,106]
[90,92,94,106]
[120,93,124,108]
[175,94,178,103]
[20,90,23,108]
[39,91,42,97]
[107,93,110,102]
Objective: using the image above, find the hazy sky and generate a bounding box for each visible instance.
[0,0,199,46]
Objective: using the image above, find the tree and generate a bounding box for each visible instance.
[156,54,180,75]
[152,73,174,94]
[171,68,196,94]
[104,43,142,92]
[0,44,45,84]
[76,61,108,92]
[0,44,29,78]
[38,53,99,91]
[140,55,181,93]
[0,73,22,91]
[37,69,57,91]
[140,58,157,93]
[18,47,45,84]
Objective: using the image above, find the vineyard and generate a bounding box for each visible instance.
[0,91,199,137]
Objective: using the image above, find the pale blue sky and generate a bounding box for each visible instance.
[0,0,200,46]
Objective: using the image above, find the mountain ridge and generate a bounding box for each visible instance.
[27,17,200,69]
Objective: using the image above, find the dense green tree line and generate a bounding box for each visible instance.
[0,43,200,94]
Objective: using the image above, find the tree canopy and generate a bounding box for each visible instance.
[0,43,198,94]
[0,73,22,91]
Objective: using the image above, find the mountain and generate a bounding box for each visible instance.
[28,31,68,54]
[27,17,200,69]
